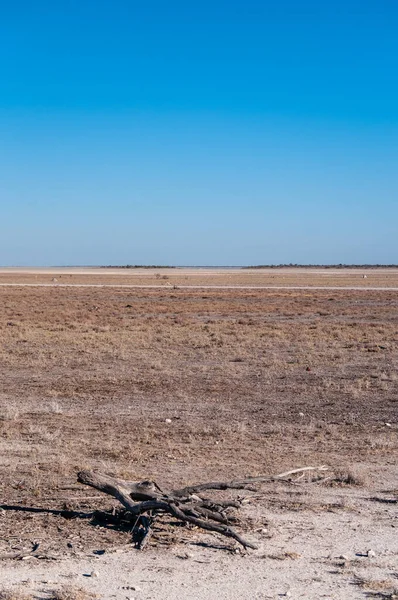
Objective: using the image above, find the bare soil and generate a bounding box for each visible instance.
[0,266,398,287]
[0,269,397,599]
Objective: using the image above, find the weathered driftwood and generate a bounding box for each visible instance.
[77,465,328,550]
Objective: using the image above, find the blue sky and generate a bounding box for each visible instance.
[0,0,397,265]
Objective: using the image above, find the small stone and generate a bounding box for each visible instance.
[165,419,172,424]
[367,549,376,558]
[385,422,392,427]
[125,586,141,592]
[90,570,99,578]
[299,412,305,417]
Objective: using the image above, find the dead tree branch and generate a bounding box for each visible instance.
[77,465,328,550]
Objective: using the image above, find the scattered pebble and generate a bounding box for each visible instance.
[176,552,192,560]
[367,549,376,558]
[123,586,141,592]
[385,422,392,427]
[165,419,172,424]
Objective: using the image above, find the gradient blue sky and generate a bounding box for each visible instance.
[0,0,397,265]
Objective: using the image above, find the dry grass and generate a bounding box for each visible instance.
[323,466,369,487]
[0,591,32,600]
[0,266,398,288]
[0,589,97,600]
[353,575,398,598]
[0,273,397,553]
[49,587,98,600]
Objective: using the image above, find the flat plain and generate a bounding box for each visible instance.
[0,268,397,599]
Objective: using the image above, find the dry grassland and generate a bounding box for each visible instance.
[1,266,398,287]
[0,271,397,599]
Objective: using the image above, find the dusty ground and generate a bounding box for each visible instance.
[0,266,398,287]
[0,269,397,599]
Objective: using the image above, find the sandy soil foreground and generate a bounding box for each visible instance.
[1,481,397,600]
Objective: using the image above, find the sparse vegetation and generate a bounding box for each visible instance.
[244,263,398,269]
[0,591,31,600]
[48,587,98,600]
[0,589,97,600]
[0,268,397,587]
[100,264,175,269]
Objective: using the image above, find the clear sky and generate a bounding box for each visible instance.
[0,0,397,265]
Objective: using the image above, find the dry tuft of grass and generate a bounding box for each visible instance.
[48,587,99,600]
[353,575,398,598]
[0,587,98,600]
[0,591,32,600]
[326,467,369,487]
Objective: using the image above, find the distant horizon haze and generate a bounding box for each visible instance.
[1,263,398,270]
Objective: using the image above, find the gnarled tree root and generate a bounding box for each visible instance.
[77,465,328,550]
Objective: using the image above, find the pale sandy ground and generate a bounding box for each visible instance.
[0,267,397,288]
[1,284,398,291]
[2,475,397,600]
[1,267,397,274]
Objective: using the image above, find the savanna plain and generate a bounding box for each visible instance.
[0,268,397,600]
